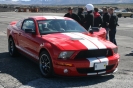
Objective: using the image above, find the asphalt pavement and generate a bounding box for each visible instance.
[0,12,133,88]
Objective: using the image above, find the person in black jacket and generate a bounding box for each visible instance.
[102,7,110,40]
[94,8,102,27]
[83,4,94,31]
[77,7,84,26]
[64,7,81,24]
[109,8,119,45]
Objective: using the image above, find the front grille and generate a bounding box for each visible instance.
[74,49,113,59]
[77,64,115,74]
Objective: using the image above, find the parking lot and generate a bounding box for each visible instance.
[0,12,133,88]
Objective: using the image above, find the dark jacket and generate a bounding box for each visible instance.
[109,13,118,29]
[94,12,103,27]
[84,11,94,30]
[64,13,81,23]
[77,12,85,26]
[102,12,110,28]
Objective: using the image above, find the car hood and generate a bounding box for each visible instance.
[42,32,116,50]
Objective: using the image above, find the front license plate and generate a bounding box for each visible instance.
[94,62,106,70]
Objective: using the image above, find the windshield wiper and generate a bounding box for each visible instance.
[40,31,63,35]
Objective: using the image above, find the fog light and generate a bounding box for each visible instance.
[64,69,68,73]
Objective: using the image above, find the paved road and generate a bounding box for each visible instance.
[0,12,133,88]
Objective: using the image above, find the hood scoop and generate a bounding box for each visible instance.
[70,38,84,40]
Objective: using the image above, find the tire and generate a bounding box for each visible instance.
[39,51,53,78]
[124,16,126,18]
[117,14,122,18]
[130,14,133,18]
[8,37,17,57]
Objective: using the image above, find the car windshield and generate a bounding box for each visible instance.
[37,19,87,35]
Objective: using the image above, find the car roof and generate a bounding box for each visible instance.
[28,16,73,20]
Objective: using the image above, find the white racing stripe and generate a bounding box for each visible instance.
[79,40,97,50]
[73,33,107,49]
[62,33,109,75]
[43,16,65,19]
[62,33,98,50]
[43,16,55,19]
[53,16,65,19]
[73,33,109,74]
[62,33,100,69]
[97,57,109,74]
[97,56,109,65]
[86,58,100,67]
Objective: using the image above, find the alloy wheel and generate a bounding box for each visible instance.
[40,53,51,76]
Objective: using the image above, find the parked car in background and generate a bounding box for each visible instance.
[114,9,133,18]
[98,9,103,16]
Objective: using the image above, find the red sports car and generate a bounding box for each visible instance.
[7,16,119,77]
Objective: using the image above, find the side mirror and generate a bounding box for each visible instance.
[91,27,100,32]
[89,27,100,34]
[25,29,35,34]
[89,29,93,34]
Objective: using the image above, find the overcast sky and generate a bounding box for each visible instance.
[0,0,49,1]
[12,0,30,1]
[0,0,51,1]
[0,0,32,1]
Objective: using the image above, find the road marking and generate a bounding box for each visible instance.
[0,31,6,36]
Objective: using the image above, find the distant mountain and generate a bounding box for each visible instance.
[0,0,133,5]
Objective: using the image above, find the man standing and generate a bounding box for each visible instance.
[83,4,94,31]
[94,8,103,27]
[77,7,84,26]
[102,7,110,40]
[64,7,81,24]
[109,8,118,45]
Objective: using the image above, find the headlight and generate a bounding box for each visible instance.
[113,48,118,54]
[58,51,74,60]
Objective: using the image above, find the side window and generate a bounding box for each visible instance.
[22,20,35,31]
[122,10,127,12]
[16,20,22,29]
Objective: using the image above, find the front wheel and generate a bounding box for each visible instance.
[130,14,133,18]
[39,51,53,78]
[8,37,17,57]
[117,14,122,18]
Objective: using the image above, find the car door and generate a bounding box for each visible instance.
[122,10,130,17]
[17,19,40,59]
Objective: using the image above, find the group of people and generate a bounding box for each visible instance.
[64,4,119,45]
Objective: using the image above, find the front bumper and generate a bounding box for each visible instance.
[53,54,119,77]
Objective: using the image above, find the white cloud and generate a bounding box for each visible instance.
[21,0,31,1]
[11,0,31,1]
[12,0,19,1]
